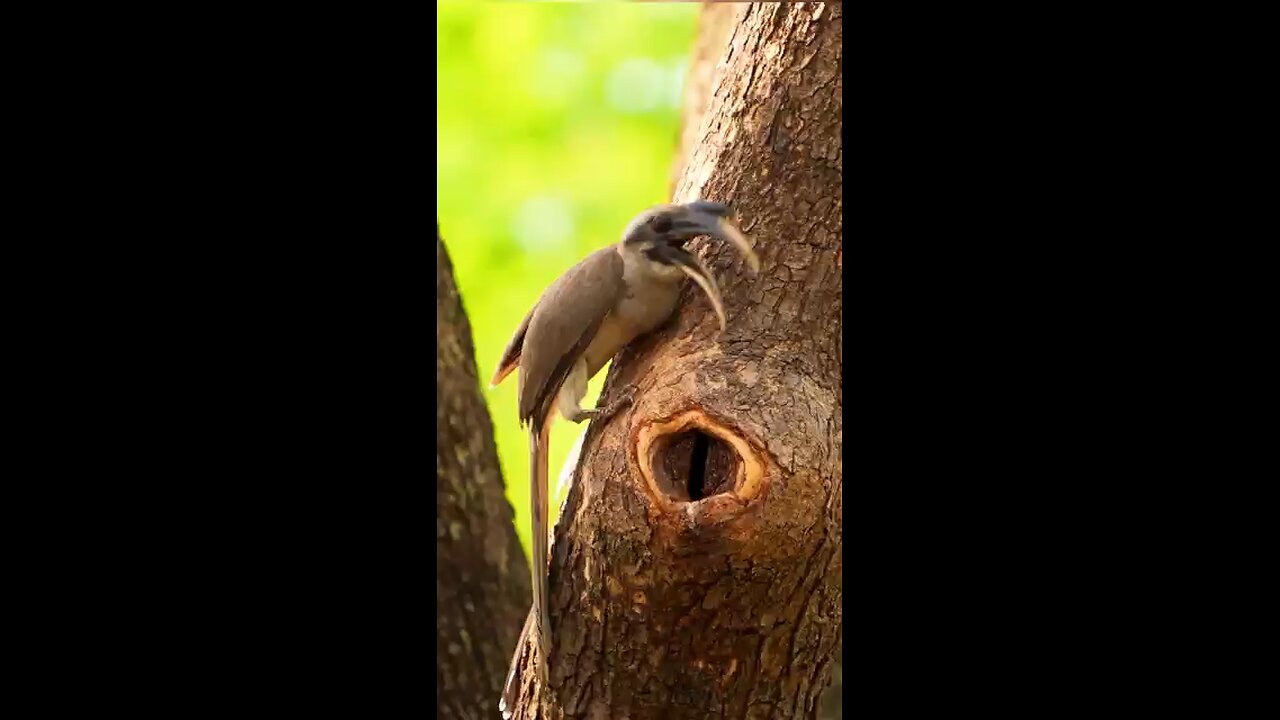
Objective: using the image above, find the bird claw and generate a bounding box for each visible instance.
[596,390,634,425]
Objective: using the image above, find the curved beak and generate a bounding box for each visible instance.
[659,245,728,332]
[672,205,761,274]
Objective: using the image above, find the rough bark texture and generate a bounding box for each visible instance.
[437,230,532,719]
[509,4,841,719]
[678,18,843,714]
[670,1,741,195]
[817,646,841,720]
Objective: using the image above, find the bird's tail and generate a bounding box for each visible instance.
[530,423,552,671]
[499,610,534,719]
[499,423,553,718]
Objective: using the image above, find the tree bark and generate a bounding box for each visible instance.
[817,646,841,720]
[437,229,532,719]
[670,1,742,195]
[508,4,842,719]
[675,10,842,717]
[678,10,843,714]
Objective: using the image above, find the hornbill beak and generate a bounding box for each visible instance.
[671,202,761,274]
[662,246,729,332]
[656,202,760,333]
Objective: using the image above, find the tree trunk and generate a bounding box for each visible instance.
[817,646,842,720]
[508,4,842,719]
[670,1,741,195]
[676,5,843,714]
[437,229,532,719]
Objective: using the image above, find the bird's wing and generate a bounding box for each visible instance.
[491,301,538,388]
[517,247,624,426]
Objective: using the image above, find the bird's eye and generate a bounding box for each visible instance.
[651,215,673,233]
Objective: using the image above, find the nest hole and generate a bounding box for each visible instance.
[651,429,741,503]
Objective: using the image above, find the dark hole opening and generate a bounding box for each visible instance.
[689,433,709,500]
[653,429,739,503]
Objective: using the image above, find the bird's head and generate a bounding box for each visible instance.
[620,200,760,331]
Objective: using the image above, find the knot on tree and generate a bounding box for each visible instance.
[633,409,766,518]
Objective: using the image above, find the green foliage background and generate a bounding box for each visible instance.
[437,2,698,561]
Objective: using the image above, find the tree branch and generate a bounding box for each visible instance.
[437,229,532,719]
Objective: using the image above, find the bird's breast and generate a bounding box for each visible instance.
[583,282,681,376]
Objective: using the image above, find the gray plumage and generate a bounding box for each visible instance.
[516,248,623,428]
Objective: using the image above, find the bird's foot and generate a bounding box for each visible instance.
[568,390,634,425]
[596,390,634,424]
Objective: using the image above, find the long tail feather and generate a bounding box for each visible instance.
[499,420,554,718]
[531,423,551,681]
[499,610,534,718]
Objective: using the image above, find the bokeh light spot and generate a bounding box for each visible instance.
[606,58,666,114]
[512,195,575,255]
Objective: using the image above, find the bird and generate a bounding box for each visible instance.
[492,200,759,717]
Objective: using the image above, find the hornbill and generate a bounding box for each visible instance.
[491,200,759,716]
